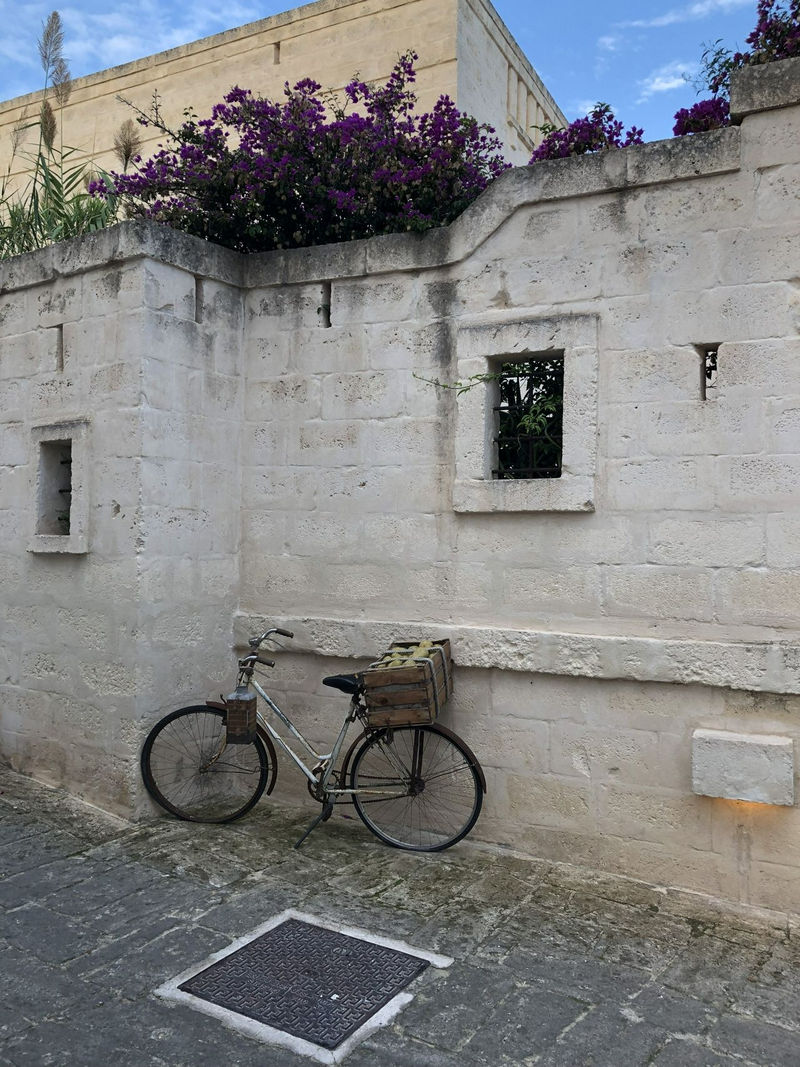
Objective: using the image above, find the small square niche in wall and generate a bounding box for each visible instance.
[28,420,89,554]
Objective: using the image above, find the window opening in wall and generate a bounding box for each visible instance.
[194,277,205,324]
[273,41,281,64]
[37,439,72,535]
[52,323,64,372]
[492,356,564,479]
[318,281,332,328]
[698,344,718,400]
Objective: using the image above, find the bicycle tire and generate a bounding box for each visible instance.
[349,724,483,852]
[141,706,270,823]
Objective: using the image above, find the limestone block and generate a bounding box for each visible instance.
[34,285,83,335]
[647,518,764,568]
[294,421,364,466]
[755,162,800,224]
[363,418,445,465]
[241,422,286,464]
[316,463,447,514]
[291,513,362,559]
[603,347,700,404]
[331,278,415,325]
[664,283,794,346]
[241,466,316,511]
[82,264,143,319]
[320,371,404,420]
[604,568,714,623]
[597,782,712,849]
[716,569,800,627]
[717,339,800,397]
[0,292,27,338]
[247,286,323,332]
[605,458,714,511]
[245,333,291,379]
[89,361,141,410]
[506,773,593,831]
[717,456,800,511]
[0,331,50,380]
[244,375,321,421]
[289,325,367,374]
[766,515,800,568]
[766,398,800,453]
[502,566,602,618]
[642,398,764,457]
[549,722,662,787]
[142,260,197,321]
[692,728,794,805]
[242,509,286,551]
[359,513,440,562]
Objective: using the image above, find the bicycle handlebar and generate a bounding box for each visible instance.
[248,627,295,648]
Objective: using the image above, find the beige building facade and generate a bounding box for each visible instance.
[0,0,564,189]
[2,59,800,917]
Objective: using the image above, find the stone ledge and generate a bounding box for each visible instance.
[0,220,244,295]
[0,127,743,295]
[234,613,800,695]
[245,128,742,286]
[731,56,800,122]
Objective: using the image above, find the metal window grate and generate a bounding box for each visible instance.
[700,345,718,400]
[492,356,564,480]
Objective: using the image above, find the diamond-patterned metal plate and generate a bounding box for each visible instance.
[178,918,429,1050]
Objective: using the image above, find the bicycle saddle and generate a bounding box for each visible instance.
[322,674,363,696]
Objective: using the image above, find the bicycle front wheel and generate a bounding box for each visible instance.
[349,725,483,851]
[141,706,270,823]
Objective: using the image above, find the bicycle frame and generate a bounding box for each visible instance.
[248,676,407,798]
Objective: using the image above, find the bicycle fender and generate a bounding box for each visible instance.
[205,699,279,796]
[338,722,486,795]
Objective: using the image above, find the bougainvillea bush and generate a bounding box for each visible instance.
[673,97,731,136]
[528,104,644,164]
[675,0,798,136]
[95,53,508,253]
[700,0,800,98]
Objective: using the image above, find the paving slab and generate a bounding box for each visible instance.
[0,766,797,1067]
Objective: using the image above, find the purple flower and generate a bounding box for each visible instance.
[528,104,644,165]
[94,51,509,252]
[673,97,731,136]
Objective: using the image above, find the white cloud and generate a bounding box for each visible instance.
[636,59,699,102]
[621,0,751,29]
[597,34,622,52]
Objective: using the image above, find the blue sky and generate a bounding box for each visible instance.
[0,0,760,141]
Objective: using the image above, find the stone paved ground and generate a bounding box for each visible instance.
[1,767,799,1067]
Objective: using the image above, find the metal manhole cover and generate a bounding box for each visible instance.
[178,917,430,1050]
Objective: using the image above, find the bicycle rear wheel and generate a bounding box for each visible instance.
[349,725,483,851]
[141,706,270,823]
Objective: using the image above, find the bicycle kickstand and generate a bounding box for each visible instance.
[293,800,334,849]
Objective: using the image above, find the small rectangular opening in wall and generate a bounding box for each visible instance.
[273,41,281,64]
[37,439,72,535]
[318,281,332,328]
[52,324,64,372]
[698,344,719,400]
[492,355,564,479]
[194,278,205,324]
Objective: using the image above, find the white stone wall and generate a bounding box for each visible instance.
[2,59,800,912]
[0,239,246,815]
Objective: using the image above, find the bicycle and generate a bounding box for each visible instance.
[141,626,486,851]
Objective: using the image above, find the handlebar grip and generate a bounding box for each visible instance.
[256,655,275,667]
[275,628,294,639]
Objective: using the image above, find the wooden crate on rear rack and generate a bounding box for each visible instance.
[362,639,453,728]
